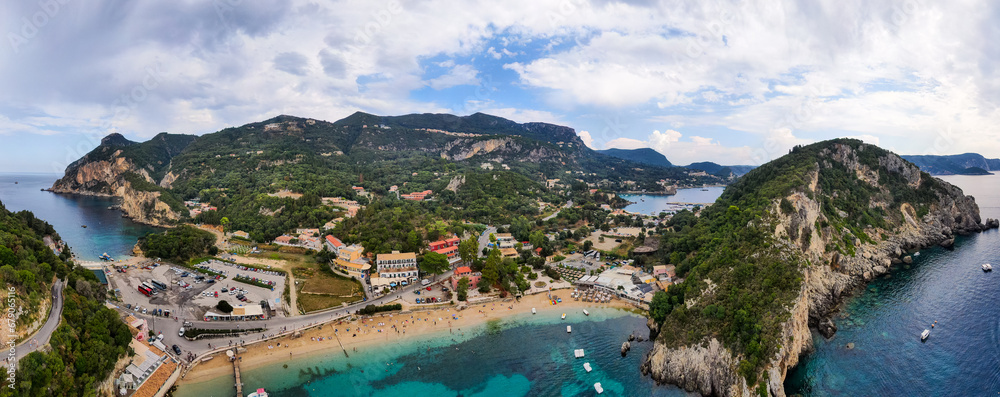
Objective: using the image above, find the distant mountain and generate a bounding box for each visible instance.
[598,148,673,168]
[685,161,757,177]
[902,153,999,175]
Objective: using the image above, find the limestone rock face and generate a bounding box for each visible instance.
[50,156,180,227]
[643,141,988,396]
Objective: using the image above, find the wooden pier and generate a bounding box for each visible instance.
[233,357,242,397]
[334,331,349,358]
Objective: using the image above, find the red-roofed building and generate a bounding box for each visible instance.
[325,235,345,253]
[433,246,460,264]
[275,235,294,245]
[451,266,481,290]
[401,190,433,201]
[428,236,461,251]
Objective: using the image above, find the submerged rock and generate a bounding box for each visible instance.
[621,341,631,357]
[818,318,838,339]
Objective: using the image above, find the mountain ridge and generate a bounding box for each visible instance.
[53,112,724,229]
[902,153,1000,175]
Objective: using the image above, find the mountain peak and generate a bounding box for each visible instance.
[598,147,673,168]
[100,133,136,147]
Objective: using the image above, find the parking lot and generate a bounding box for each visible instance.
[108,259,287,323]
[400,282,452,305]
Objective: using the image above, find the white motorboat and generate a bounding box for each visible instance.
[983,263,993,272]
[248,388,269,397]
[561,313,566,320]
[574,349,585,358]
[532,307,536,314]
[583,309,589,316]
[567,326,572,333]
[921,329,930,341]
[583,362,592,372]
[594,382,604,394]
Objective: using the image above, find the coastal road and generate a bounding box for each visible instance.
[14,280,64,362]
[146,269,458,360]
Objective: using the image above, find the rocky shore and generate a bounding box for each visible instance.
[641,144,999,397]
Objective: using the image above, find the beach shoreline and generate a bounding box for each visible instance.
[177,292,638,386]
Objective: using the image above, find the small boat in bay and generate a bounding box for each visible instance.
[567,325,572,333]
[81,225,87,228]
[532,308,536,314]
[983,263,992,272]
[583,309,589,316]
[248,388,269,397]
[574,349,584,358]
[561,313,566,320]
[583,362,592,372]
[921,329,930,341]
[594,382,604,394]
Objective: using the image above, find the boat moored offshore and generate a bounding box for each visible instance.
[921,329,930,341]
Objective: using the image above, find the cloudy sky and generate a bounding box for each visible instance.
[1,0,997,173]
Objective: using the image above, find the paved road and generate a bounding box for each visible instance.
[477,226,497,257]
[14,280,64,362]
[136,269,457,360]
[542,200,573,221]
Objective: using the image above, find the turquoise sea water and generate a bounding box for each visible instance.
[176,308,693,397]
[620,187,725,214]
[0,173,161,261]
[785,174,1000,395]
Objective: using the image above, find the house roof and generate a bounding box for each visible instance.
[377,251,416,261]
[325,235,345,247]
[434,246,458,254]
[455,266,472,274]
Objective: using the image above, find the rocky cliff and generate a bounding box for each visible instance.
[50,134,185,226]
[642,140,998,396]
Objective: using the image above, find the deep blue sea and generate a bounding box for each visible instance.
[785,174,1000,395]
[176,308,693,397]
[0,173,162,261]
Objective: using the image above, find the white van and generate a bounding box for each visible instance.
[421,279,430,286]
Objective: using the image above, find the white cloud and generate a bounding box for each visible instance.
[426,64,480,90]
[577,130,594,148]
[606,129,759,166]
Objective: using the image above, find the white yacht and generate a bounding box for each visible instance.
[983,263,993,272]
[583,362,592,372]
[921,329,930,341]
[594,383,604,394]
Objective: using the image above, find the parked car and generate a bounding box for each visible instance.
[178,327,185,337]
[221,288,228,292]
[172,345,182,355]
[142,308,147,314]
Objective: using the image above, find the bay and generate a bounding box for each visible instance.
[176,308,692,397]
[620,186,725,215]
[785,174,1000,395]
[0,173,162,261]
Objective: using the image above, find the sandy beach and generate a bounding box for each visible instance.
[178,292,635,385]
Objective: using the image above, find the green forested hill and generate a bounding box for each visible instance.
[0,202,131,396]
[647,139,958,387]
[59,112,726,242]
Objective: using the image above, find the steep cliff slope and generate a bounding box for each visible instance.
[50,132,193,226]
[642,139,997,396]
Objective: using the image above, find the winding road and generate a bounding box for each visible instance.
[14,280,64,363]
